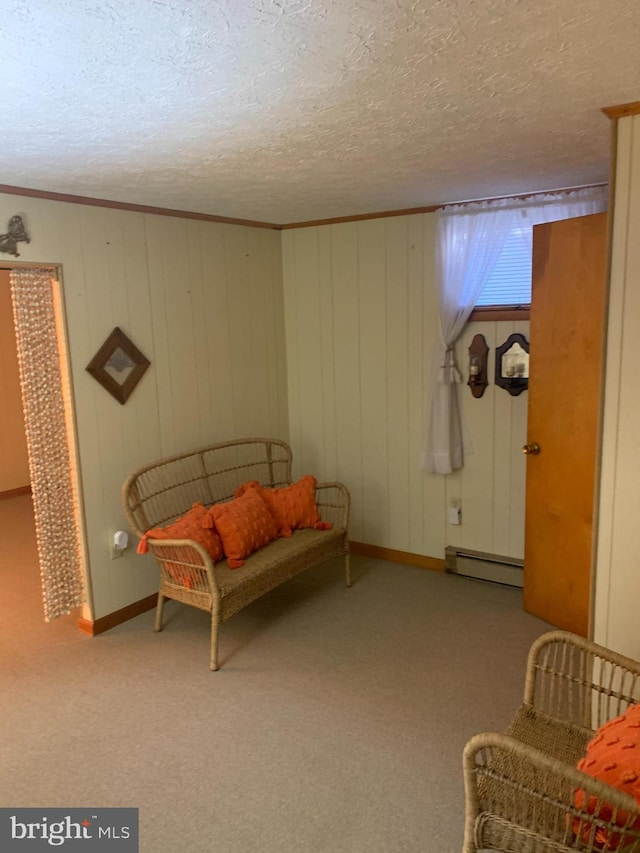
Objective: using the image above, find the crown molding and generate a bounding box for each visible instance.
[602,101,640,120]
[0,183,281,230]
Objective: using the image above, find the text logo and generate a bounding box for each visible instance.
[1,809,138,851]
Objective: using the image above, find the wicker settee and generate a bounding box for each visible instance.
[463,631,640,853]
[122,438,350,670]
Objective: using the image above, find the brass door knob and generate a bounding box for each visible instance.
[522,442,541,455]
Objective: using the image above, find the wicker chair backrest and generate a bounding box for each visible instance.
[122,438,293,536]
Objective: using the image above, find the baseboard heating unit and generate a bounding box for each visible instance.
[444,547,523,589]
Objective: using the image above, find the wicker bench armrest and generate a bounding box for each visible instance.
[147,539,219,598]
[464,731,640,853]
[314,482,350,530]
[523,631,640,729]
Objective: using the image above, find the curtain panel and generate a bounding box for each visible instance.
[423,186,608,476]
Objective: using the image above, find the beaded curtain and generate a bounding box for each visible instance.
[10,268,84,620]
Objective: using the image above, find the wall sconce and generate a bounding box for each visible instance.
[495,333,529,396]
[467,333,489,398]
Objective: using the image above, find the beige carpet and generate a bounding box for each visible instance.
[0,494,550,852]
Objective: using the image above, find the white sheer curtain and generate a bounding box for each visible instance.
[423,200,517,473]
[423,185,608,475]
[515,186,608,257]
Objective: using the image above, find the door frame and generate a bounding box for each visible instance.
[1,260,92,622]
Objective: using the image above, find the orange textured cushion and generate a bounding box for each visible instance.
[574,704,640,849]
[136,502,224,586]
[209,487,279,569]
[235,475,332,538]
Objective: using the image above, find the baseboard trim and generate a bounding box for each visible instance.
[77,593,157,637]
[349,541,445,572]
[77,544,443,636]
[0,485,31,500]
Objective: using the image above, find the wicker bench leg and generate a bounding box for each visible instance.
[345,552,352,587]
[210,608,220,671]
[154,592,165,632]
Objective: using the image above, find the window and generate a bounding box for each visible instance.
[475,225,532,309]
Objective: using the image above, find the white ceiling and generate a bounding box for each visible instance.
[2,1,639,225]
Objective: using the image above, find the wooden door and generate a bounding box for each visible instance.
[523,212,607,636]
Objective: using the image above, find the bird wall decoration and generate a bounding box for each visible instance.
[0,215,30,256]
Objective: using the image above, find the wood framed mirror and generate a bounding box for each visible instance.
[495,332,529,396]
[86,327,150,404]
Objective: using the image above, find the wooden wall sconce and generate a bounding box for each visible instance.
[495,333,529,396]
[467,334,489,398]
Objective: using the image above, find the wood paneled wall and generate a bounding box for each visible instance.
[0,194,287,619]
[0,271,30,491]
[594,114,640,659]
[450,320,529,559]
[282,216,529,563]
[3,191,531,621]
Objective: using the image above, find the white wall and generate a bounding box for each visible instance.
[0,271,30,491]
[282,216,529,562]
[450,319,528,559]
[594,114,640,660]
[0,194,288,619]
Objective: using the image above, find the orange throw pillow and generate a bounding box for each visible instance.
[236,475,332,537]
[209,487,279,569]
[136,502,224,561]
[574,703,640,849]
[136,502,224,586]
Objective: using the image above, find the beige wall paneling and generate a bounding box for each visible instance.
[407,216,427,555]
[507,320,528,558]
[595,115,640,658]
[414,215,444,558]
[0,192,287,621]
[27,200,119,618]
[357,219,389,546]
[282,214,446,559]
[283,225,340,478]
[0,272,30,491]
[316,226,339,481]
[145,215,201,455]
[325,223,365,537]
[78,206,159,615]
[196,221,238,443]
[225,225,269,439]
[281,230,302,459]
[223,225,258,438]
[385,217,411,551]
[448,321,497,556]
[449,319,528,560]
[292,227,327,474]
[249,226,289,441]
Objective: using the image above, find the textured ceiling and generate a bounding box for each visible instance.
[2,0,639,224]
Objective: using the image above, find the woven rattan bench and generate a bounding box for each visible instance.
[122,438,350,670]
[463,631,640,853]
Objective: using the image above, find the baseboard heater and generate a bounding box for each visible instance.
[445,546,523,589]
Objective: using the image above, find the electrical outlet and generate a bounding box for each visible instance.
[448,497,462,525]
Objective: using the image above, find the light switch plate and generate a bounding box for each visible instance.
[448,506,461,525]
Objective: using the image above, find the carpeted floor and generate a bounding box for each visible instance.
[0,494,551,852]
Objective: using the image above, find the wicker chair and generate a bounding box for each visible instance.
[122,438,350,671]
[463,631,640,853]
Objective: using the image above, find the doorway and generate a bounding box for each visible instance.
[0,264,89,625]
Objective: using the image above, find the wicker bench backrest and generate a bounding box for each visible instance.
[122,438,293,536]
